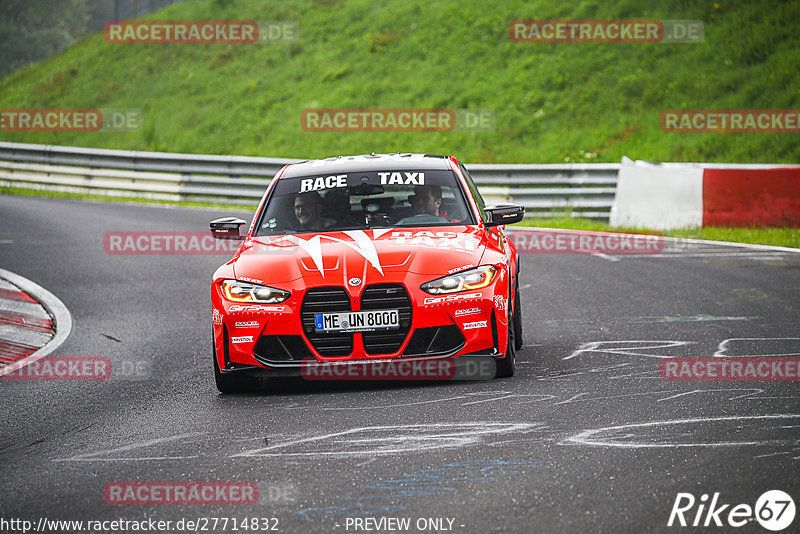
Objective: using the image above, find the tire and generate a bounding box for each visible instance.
[513,281,524,350]
[495,284,517,378]
[213,341,261,394]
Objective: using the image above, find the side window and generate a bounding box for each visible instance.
[459,163,487,222]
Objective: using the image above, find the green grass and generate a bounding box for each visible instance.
[661,225,800,249]
[520,216,800,248]
[0,185,254,211]
[0,0,799,162]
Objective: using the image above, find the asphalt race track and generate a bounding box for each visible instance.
[1,195,799,533]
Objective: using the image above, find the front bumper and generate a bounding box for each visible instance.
[212,281,506,374]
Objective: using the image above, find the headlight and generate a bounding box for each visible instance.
[221,279,290,303]
[421,266,497,295]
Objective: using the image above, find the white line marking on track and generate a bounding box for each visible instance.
[714,337,800,357]
[658,235,800,254]
[591,253,620,262]
[654,388,764,402]
[56,432,207,462]
[552,393,590,405]
[608,369,661,380]
[564,340,693,360]
[302,395,470,411]
[61,455,202,461]
[752,451,791,459]
[563,414,800,449]
[460,394,517,406]
[233,423,539,458]
[626,252,786,259]
[513,394,559,404]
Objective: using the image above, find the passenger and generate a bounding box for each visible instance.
[397,185,450,225]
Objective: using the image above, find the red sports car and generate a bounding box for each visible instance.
[209,153,525,393]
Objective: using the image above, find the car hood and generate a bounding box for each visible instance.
[231,226,489,286]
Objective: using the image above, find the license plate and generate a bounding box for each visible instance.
[315,309,399,333]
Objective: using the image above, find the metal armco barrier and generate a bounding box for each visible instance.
[0,142,620,218]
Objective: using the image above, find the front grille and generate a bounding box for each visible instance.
[300,287,353,357]
[301,284,413,357]
[361,284,412,354]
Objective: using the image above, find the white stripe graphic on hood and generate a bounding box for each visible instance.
[268,230,386,278]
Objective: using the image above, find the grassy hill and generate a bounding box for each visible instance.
[0,0,798,163]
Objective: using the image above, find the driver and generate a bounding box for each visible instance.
[410,185,443,216]
[293,191,324,231]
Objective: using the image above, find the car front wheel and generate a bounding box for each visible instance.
[213,341,261,394]
[495,285,517,378]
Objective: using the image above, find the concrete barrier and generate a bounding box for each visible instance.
[611,158,800,229]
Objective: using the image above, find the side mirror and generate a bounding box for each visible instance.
[210,217,247,240]
[484,203,525,227]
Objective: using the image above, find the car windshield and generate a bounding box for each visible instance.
[255,169,475,235]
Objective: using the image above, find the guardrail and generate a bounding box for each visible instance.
[0,142,619,219]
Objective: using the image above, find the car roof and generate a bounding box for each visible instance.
[280,153,452,178]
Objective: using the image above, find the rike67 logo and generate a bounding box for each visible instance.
[668,490,795,531]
